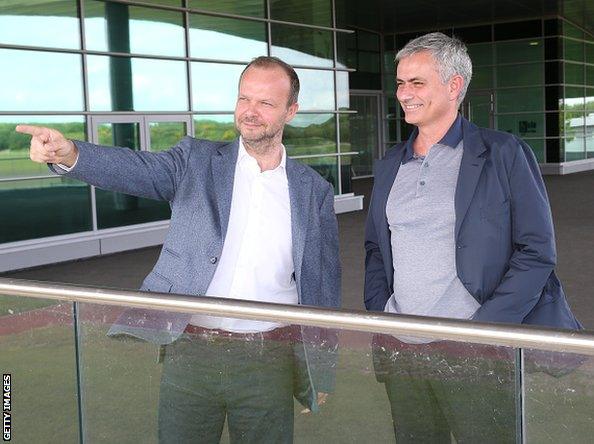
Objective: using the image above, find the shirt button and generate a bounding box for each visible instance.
[424,163,429,168]
[419,181,426,186]
[209,256,218,264]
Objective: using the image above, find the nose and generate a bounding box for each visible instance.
[397,84,413,102]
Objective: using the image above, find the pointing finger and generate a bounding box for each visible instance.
[15,124,48,137]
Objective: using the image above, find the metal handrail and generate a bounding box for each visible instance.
[1,277,594,355]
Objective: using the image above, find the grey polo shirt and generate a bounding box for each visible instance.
[385,116,480,321]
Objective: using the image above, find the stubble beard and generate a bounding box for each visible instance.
[237,120,283,156]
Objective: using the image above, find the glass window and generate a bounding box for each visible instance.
[192,63,245,111]
[340,154,353,193]
[339,113,350,151]
[586,42,594,64]
[467,43,493,66]
[0,1,80,49]
[336,32,355,69]
[497,63,543,87]
[87,55,188,111]
[497,87,543,113]
[270,0,332,27]
[0,116,86,180]
[525,138,545,162]
[587,66,594,87]
[586,89,594,111]
[562,112,585,137]
[85,1,185,57]
[471,66,494,90]
[496,113,544,137]
[587,122,594,158]
[0,49,83,112]
[271,23,334,68]
[283,114,336,157]
[563,21,584,39]
[194,115,238,141]
[296,69,335,110]
[0,177,92,243]
[188,0,264,18]
[562,87,585,110]
[565,135,585,160]
[148,122,187,152]
[496,39,543,64]
[565,62,585,85]
[563,37,584,62]
[190,14,267,62]
[336,71,350,110]
[299,156,338,192]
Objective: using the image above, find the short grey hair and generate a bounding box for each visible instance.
[396,32,473,104]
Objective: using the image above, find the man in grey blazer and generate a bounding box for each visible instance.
[17,56,340,443]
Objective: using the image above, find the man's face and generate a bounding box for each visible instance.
[235,66,298,145]
[396,51,459,129]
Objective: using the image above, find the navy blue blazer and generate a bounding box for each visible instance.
[365,116,581,329]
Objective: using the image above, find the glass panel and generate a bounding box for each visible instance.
[467,93,492,128]
[564,37,584,62]
[0,177,92,243]
[563,21,584,39]
[563,112,586,160]
[587,117,594,158]
[497,87,543,113]
[192,62,245,111]
[340,154,353,193]
[300,155,339,191]
[0,294,79,442]
[587,66,594,87]
[271,23,334,68]
[526,138,545,162]
[563,86,585,110]
[194,114,238,141]
[524,349,594,442]
[87,55,188,111]
[95,122,171,229]
[587,89,594,111]
[295,69,335,110]
[348,95,379,177]
[467,43,494,66]
[562,112,585,136]
[586,42,594,64]
[149,122,187,152]
[283,114,336,156]
[188,0,264,17]
[0,1,80,49]
[336,32,355,69]
[85,1,185,57]
[383,51,396,96]
[470,66,493,90]
[270,0,332,27]
[0,49,83,112]
[189,14,267,62]
[497,63,543,87]
[496,39,544,64]
[0,115,86,180]
[336,71,350,110]
[387,119,398,142]
[496,113,544,137]
[565,62,585,85]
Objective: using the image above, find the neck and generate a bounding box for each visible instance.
[243,135,283,172]
[413,110,459,156]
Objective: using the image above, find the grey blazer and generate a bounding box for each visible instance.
[55,137,341,408]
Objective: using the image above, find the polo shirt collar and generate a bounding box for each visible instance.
[402,113,463,164]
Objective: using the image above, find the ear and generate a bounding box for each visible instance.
[285,102,299,123]
[449,74,464,102]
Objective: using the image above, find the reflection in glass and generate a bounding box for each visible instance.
[194,115,238,141]
[335,32,355,69]
[563,113,586,161]
[87,55,188,111]
[95,122,171,229]
[564,37,584,62]
[149,122,187,152]
[588,66,594,87]
[296,69,335,110]
[587,116,594,158]
[284,114,336,157]
[467,93,492,128]
[192,62,245,111]
[497,63,543,87]
[0,177,92,243]
[0,1,80,49]
[587,42,594,64]
[340,155,353,193]
[270,0,332,27]
[0,116,85,180]
[348,96,380,177]
[0,294,79,441]
[587,92,594,111]
[497,87,543,113]
[524,349,593,442]
[471,66,494,90]
[190,14,267,62]
[565,63,585,85]
[0,49,84,112]
[188,0,264,17]
[496,114,544,137]
[467,43,493,66]
[496,39,543,64]
[526,139,545,162]
[85,1,185,57]
[336,71,350,110]
[300,156,338,192]
[562,87,585,110]
[271,23,334,68]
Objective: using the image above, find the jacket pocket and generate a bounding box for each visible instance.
[142,272,174,293]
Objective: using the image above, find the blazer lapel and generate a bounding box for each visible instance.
[454,119,487,239]
[210,139,239,240]
[286,158,312,291]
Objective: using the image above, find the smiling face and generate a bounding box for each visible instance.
[396,51,461,131]
[235,65,298,147]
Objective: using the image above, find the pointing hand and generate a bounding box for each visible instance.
[15,125,78,168]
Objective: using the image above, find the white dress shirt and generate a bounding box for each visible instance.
[190,138,298,332]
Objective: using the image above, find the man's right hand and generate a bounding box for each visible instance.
[15,125,79,168]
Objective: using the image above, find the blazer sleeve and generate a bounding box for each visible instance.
[319,183,341,308]
[364,180,392,312]
[472,137,556,323]
[49,136,193,202]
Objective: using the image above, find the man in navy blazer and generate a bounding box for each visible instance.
[365,32,580,442]
[18,56,340,443]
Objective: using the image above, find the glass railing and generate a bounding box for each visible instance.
[1,278,593,443]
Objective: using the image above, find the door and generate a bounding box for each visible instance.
[462,91,494,129]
